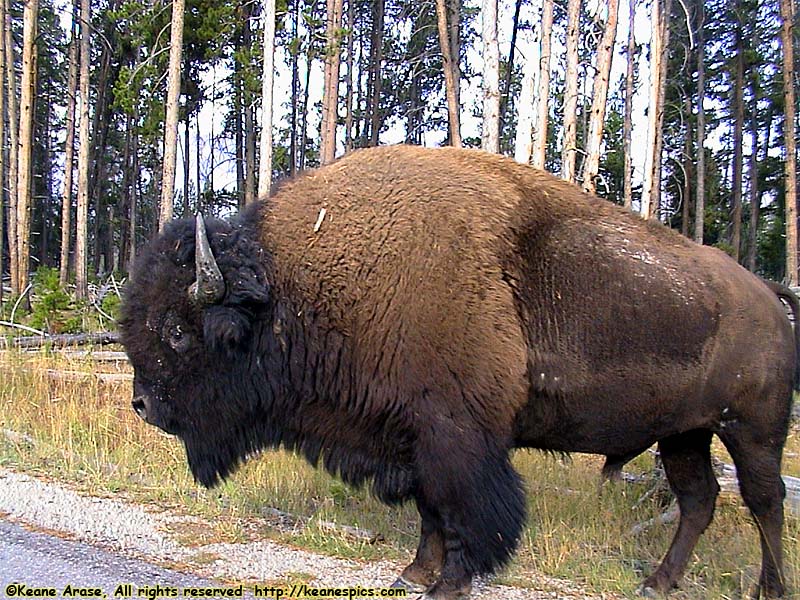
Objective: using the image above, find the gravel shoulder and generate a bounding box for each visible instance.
[0,467,621,599]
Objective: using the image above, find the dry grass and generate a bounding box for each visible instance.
[0,349,798,598]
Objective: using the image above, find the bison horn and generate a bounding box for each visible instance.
[189,213,225,306]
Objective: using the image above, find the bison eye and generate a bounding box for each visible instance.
[162,314,192,353]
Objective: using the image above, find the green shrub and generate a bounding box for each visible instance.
[29,267,78,333]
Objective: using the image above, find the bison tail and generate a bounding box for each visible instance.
[765,280,800,392]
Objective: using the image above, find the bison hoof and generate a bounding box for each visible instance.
[635,585,660,598]
[390,577,429,595]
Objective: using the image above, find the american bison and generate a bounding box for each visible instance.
[120,146,797,599]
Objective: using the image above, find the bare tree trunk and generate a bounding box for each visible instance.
[4,0,17,296]
[159,0,185,229]
[514,7,539,165]
[436,0,461,147]
[694,4,705,244]
[481,0,499,153]
[681,93,692,237]
[641,0,667,219]
[747,107,772,272]
[561,0,580,183]
[15,0,37,299]
[288,0,299,171]
[623,0,635,209]
[299,45,312,170]
[183,108,190,216]
[730,23,744,261]
[321,0,344,164]
[581,0,619,194]
[234,71,244,205]
[532,0,554,169]
[344,0,354,152]
[447,0,461,116]
[781,0,797,284]
[500,0,523,141]
[59,5,79,287]
[650,0,670,219]
[258,0,276,199]
[243,4,256,205]
[368,0,384,146]
[0,0,4,302]
[75,0,91,299]
[127,108,140,272]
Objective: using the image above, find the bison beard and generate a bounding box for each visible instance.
[120,146,797,600]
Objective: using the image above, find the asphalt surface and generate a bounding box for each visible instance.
[0,518,247,600]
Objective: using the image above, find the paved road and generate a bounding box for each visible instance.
[0,518,245,599]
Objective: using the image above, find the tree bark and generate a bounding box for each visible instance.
[159,0,185,229]
[640,0,669,219]
[514,6,539,165]
[481,0,500,153]
[681,92,692,237]
[0,0,5,303]
[243,5,256,206]
[436,0,461,147]
[694,3,705,244]
[321,0,344,164]
[582,0,619,194]
[781,0,797,283]
[500,0,523,141]
[344,0,354,152]
[75,0,91,299]
[258,0,276,199]
[368,0,384,146]
[59,4,79,287]
[4,0,17,296]
[623,0,635,209]
[561,0,581,183]
[747,106,772,272]
[15,0,38,298]
[532,0,554,169]
[289,0,299,171]
[730,21,745,261]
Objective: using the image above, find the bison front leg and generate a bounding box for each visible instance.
[413,430,526,600]
[392,499,445,594]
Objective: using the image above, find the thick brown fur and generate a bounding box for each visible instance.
[120,146,795,599]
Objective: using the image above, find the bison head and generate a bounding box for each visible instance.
[120,212,271,487]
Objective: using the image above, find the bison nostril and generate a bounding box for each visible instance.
[132,397,147,419]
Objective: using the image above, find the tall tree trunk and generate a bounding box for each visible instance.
[436,0,461,146]
[127,109,140,272]
[4,0,17,296]
[159,0,185,229]
[561,0,581,183]
[622,0,635,209]
[681,93,692,237]
[747,106,773,272]
[447,0,461,116]
[234,71,245,205]
[290,0,299,171]
[299,44,312,170]
[59,5,79,287]
[514,7,539,164]
[532,0,554,169]
[368,0,384,146]
[650,0,670,219]
[582,0,619,194]
[243,4,256,205]
[258,0,276,199]
[16,0,38,299]
[321,0,344,164]
[344,0,354,152]
[481,0,500,153]
[0,0,5,302]
[640,0,667,219]
[730,22,745,261]
[781,0,797,284]
[500,0,523,141]
[694,4,705,243]
[183,108,190,216]
[75,0,91,299]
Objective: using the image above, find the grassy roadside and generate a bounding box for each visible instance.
[0,349,798,599]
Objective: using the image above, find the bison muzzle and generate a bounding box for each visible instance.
[120,146,797,599]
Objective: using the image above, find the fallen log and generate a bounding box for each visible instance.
[47,369,133,384]
[0,331,120,349]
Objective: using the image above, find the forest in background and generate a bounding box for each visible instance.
[0,0,798,323]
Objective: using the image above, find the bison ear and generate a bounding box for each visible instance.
[203,306,253,355]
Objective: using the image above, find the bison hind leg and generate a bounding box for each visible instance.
[640,429,719,596]
[718,424,787,598]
